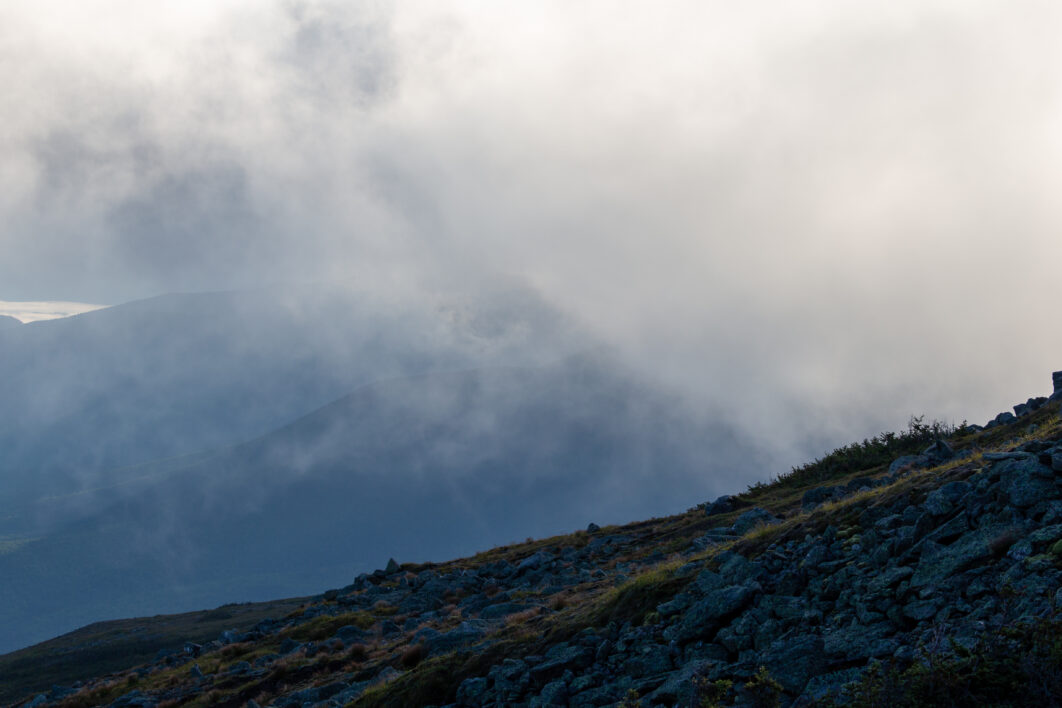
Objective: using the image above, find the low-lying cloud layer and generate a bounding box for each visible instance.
[3,0,1062,467]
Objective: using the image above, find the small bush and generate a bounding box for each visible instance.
[777,416,957,489]
[743,666,783,708]
[398,644,426,669]
[692,675,733,707]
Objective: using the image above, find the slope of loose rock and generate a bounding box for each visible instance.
[10,374,1062,707]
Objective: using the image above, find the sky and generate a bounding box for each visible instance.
[3,0,1062,451]
[0,300,106,323]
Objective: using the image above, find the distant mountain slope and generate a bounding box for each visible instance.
[6,374,1062,707]
[0,355,761,654]
[0,284,579,527]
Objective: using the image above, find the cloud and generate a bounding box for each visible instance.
[1,0,1061,466]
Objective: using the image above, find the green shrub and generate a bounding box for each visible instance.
[743,666,783,708]
[775,416,957,489]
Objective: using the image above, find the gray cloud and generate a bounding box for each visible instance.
[2,0,1061,472]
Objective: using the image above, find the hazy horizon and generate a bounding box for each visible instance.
[2,1,1061,504]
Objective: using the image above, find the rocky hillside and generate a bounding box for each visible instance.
[8,373,1062,707]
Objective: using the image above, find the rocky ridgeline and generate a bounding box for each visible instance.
[16,374,1062,707]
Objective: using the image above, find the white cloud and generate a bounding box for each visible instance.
[1,0,1060,457]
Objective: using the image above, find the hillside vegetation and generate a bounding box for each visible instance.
[6,374,1062,707]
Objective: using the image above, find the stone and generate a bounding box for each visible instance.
[623,643,674,677]
[923,481,971,516]
[866,565,913,596]
[705,495,736,517]
[730,508,780,536]
[586,522,600,533]
[111,690,157,708]
[529,643,592,680]
[517,551,554,573]
[823,622,893,662]
[531,679,570,707]
[480,602,536,620]
[986,411,1017,428]
[909,525,1004,588]
[801,485,845,511]
[385,558,400,574]
[762,635,826,694]
[994,457,1057,508]
[922,438,956,464]
[903,599,940,621]
[673,584,756,643]
[889,455,929,474]
[456,677,490,706]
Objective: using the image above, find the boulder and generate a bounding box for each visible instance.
[673,584,757,643]
[730,508,780,536]
[801,486,845,511]
[985,411,1017,429]
[923,481,971,516]
[889,455,929,474]
[705,495,736,517]
[909,525,1004,588]
[456,677,490,707]
[761,635,826,694]
[922,438,956,465]
[994,457,1057,508]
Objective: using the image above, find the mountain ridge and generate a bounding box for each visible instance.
[5,372,1062,706]
[0,353,756,656]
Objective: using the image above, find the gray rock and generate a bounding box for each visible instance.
[623,643,674,677]
[801,485,846,511]
[994,457,1056,508]
[385,558,400,574]
[903,599,940,621]
[730,508,780,536]
[456,677,490,707]
[923,438,956,464]
[335,625,369,645]
[762,635,826,694]
[866,565,913,596]
[425,622,486,655]
[923,481,971,516]
[673,584,757,643]
[110,690,156,708]
[823,622,893,662]
[986,411,1017,429]
[705,495,736,517]
[910,525,1005,588]
[529,643,592,680]
[889,455,929,474]
[517,551,554,573]
[480,602,536,620]
[846,477,877,492]
[926,513,969,544]
[531,679,569,707]
[586,522,600,533]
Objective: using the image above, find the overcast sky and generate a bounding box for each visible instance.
[3,0,1062,452]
